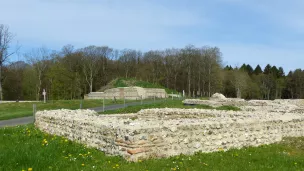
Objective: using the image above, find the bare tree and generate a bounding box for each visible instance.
[25,47,51,100]
[0,24,17,100]
[119,49,137,79]
[80,46,102,93]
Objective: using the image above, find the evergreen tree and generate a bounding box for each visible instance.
[263,64,272,74]
[253,65,263,75]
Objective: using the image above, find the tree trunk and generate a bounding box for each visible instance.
[188,66,191,97]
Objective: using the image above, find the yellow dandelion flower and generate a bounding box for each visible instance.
[82,163,85,166]
[28,168,33,171]
[65,139,68,142]
[116,164,119,167]
[88,152,91,154]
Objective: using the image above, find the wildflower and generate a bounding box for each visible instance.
[88,152,91,154]
[218,148,224,151]
[82,163,85,166]
[28,168,33,171]
[65,139,68,142]
[138,160,142,162]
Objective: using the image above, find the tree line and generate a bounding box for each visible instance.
[1,24,303,100]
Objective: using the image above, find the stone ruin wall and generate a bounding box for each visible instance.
[35,104,304,161]
[85,87,167,100]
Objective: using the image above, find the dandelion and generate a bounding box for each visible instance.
[28,168,33,171]
[138,160,142,162]
[65,139,68,142]
[116,164,119,167]
[82,163,85,166]
[218,148,224,151]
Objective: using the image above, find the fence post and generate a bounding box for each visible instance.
[141,95,143,105]
[124,96,126,107]
[33,104,36,122]
[103,97,105,112]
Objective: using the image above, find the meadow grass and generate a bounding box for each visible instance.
[0,99,130,121]
[0,124,303,171]
[100,100,240,114]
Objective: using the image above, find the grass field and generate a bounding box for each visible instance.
[0,124,303,171]
[0,99,130,121]
[100,100,241,114]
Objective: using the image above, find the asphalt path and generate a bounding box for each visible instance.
[0,99,164,128]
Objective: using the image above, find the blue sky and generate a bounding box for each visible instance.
[0,0,303,72]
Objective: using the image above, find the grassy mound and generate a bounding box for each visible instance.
[99,78,177,94]
[1,125,304,170]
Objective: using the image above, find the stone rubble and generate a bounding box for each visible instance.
[35,98,304,161]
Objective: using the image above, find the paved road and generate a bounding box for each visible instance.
[0,100,164,128]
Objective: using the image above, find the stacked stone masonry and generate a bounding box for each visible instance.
[36,98,304,161]
[85,87,168,100]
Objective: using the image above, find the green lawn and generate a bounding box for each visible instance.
[0,99,131,121]
[100,100,240,114]
[0,125,303,171]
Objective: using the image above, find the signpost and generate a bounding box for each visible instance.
[42,89,46,103]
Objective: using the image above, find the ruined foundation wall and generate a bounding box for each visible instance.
[35,108,304,161]
[85,87,167,100]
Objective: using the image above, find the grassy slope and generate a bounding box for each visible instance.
[99,78,178,94]
[100,100,240,114]
[0,99,129,121]
[0,125,303,171]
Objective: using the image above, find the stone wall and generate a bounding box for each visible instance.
[35,104,304,161]
[85,87,168,100]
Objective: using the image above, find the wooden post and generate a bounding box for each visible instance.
[103,97,105,112]
[124,96,126,107]
[33,104,36,122]
[141,95,143,105]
